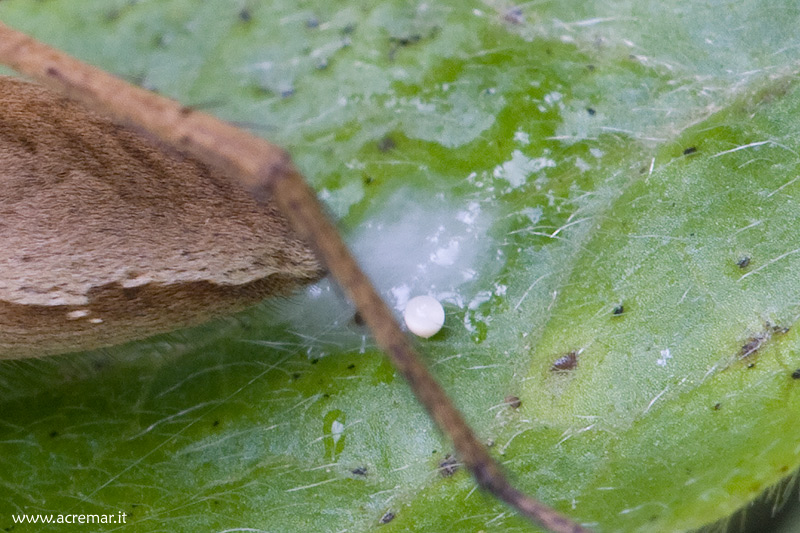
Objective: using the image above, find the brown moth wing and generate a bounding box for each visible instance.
[0,76,324,359]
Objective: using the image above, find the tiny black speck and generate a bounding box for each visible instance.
[683,146,697,155]
[391,34,421,47]
[347,363,356,370]
[379,512,395,524]
[212,420,220,427]
[49,430,59,438]
[586,107,596,116]
[612,305,624,316]
[713,403,721,410]
[351,466,368,476]
[504,395,522,409]
[792,369,800,379]
[737,257,751,269]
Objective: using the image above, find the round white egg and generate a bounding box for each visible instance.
[403,295,445,338]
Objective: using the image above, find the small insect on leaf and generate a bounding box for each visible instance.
[551,351,579,372]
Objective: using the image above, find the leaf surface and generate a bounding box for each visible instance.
[2,1,800,531]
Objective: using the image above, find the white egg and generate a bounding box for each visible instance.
[403,295,445,338]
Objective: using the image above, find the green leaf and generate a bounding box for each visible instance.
[2,1,800,531]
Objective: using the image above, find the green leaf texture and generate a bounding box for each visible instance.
[2,1,800,531]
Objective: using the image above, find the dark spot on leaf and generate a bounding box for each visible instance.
[612,305,624,316]
[713,403,721,410]
[49,430,59,438]
[737,256,751,269]
[391,34,422,47]
[747,363,756,369]
[683,146,697,156]
[377,135,396,152]
[551,351,578,372]
[306,17,319,29]
[740,336,763,358]
[792,369,800,379]
[347,363,356,370]
[351,466,367,476]
[586,107,596,116]
[212,420,220,427]
[379,512,395,524]
[739,324,787,360]
[311,358,319,364]
[438,454,460,477]
[587,64,596,71]
[291,372,301,380]
[238,8,251,22]
[505,395,521,409]
[503,7,524,24]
